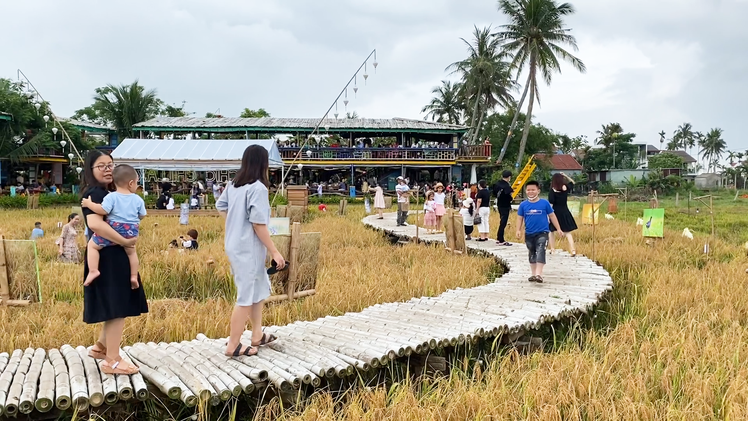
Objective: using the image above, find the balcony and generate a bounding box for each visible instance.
[279,145,491,164]
[280,147,458,162]
[457,144,493,162]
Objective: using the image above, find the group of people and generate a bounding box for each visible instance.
[404,170,579,284]
[76,145,283,374]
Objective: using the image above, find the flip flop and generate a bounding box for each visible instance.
[252,333,278,347]
[88,342,107,360]
[101,359,139,375]
[226,343,256,357]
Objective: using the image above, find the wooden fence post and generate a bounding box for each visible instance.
[286,222,302,300]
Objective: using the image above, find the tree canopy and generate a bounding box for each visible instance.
[647,152,685,170]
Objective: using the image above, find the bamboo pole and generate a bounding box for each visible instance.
[0,350,22,416]
[194,335,268,382]
[127,345,201,405]
[124,347,184,406]
[76,346,105,407]
[35,360,55,413]
[159,343,234,401]
[266,289,316,303]
[286,222,302,300]
[4,348,33,417]
[178,342,254,395]
[47,348,71,410]
[0,236,10,306]
[134,343,213,402]
[148,342,219,406]
[19,348,45,414]
[95,359,120,405]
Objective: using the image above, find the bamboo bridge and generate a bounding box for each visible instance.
[0,213,613,418]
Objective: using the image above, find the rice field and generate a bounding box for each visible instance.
[2,198,748,420]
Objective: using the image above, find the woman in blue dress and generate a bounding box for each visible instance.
[216,145,286,356]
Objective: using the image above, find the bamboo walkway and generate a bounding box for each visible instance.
[0,213,612,418]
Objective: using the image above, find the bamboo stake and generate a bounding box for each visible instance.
[47,348,71,410]
[287,222,302,300]
[76,346,104,407]
[265,289,316,303]
[127,346,199,406]
[19,348,45,414]
[0,236,10,305]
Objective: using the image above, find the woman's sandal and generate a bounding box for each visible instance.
[101,359,139,375]
[252,333,278,347]
[88,342,107,360]
[571,250,577,257]
[225,344,257,357]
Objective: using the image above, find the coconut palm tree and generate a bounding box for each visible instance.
[421,80,463,125]
[658,130,666,150]
[447,26,513,144]
[495,0,586,168]
[672,122,695,155]
[699,128,726,173]
[93,80,162,139]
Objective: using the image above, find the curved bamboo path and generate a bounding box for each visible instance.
[0,212,612,418]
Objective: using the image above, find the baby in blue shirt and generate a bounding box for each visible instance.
[82,164,146,288]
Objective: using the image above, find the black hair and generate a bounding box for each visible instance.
[80,150,113,197]
[34,221,41,227]
[187,229,198,239]
[67,213,78,222]
[113,164,138,187]
[478,179,487,188]
[502,170,512,179]
[526,180,540,188]
[233,145,269,188]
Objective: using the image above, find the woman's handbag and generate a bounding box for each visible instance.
[472,213,482,225]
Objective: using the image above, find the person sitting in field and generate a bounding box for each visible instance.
[180,229,199,250]
[82,164,147,288]
[30,222,44,240]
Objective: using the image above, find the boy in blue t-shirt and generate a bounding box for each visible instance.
[516,181,563,283]
[30,222,44,240]
[82,164,146,289]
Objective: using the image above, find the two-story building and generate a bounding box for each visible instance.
[129,117,491,191]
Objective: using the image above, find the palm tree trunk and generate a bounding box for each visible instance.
[473,98,489,144]
[497,73,531,163]
[467,84,483,144]
[515,64,536,169]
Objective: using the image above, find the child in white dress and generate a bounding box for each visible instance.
[423,191,437,233]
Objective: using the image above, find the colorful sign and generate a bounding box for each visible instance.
[581,204,600,225]
[269,217,290,236]
[642,208,665,238]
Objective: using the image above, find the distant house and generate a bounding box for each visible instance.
[695,173,721,189]
[534,153,583,176]
[587,169,651,186]
[664,150,698,173]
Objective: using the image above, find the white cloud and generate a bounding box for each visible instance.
[1,0,747,153]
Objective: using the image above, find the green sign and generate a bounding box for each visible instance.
[642,208,665,238]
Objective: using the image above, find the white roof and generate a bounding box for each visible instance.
[111,138,283,170]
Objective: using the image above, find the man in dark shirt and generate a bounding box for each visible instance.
[493,170,514,245]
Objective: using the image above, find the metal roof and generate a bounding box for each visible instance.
[62,118,114,133]
[132,117,468,134]
[111,138,283,170]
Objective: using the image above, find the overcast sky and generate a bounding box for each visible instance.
[2,0,747,155]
